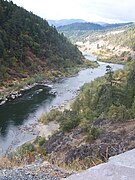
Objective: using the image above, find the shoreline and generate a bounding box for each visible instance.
[0,57,99,106]
[0,80,53,106]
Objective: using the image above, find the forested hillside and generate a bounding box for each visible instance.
[0,0,83,84]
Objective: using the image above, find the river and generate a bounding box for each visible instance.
[0,52,123,156]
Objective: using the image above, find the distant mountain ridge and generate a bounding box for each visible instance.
[57,22,133,31]
[48,19,86,27]
[58,22,102,31]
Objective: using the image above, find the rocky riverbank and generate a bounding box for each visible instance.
[0,80,54,106]
[0,57,98,107]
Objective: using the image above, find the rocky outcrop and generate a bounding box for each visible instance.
[43,119,135,169]
[0,81,54,106]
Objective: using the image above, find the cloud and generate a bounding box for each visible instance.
[80,0,135,21]
[11,0,135,22]
[12,0,80,19]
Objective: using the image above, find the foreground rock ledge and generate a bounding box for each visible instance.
[62,148,135,180]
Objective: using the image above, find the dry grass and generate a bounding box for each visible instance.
[0,157,23,169]
[59,156,103,172]
[0,152,36,169]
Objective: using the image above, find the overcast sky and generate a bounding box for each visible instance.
[11,0,135,23]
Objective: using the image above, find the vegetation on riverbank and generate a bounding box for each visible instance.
[96,54,128,65]
[55,61,135,131]
[0,58,98,100]
[30,60,135,170]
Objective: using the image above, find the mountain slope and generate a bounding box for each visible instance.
[0,0,83,84]
[80,24,135,64]
[104,24,135,50]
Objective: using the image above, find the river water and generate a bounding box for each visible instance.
[0,53,123,155]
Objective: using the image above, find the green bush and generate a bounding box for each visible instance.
[34,136,46,146]
[86,127,101,142]
[106,105,131,122]
[60,110,80,132]
[17,143,35,155]
[39,109,62,124]
[129,97,135,118]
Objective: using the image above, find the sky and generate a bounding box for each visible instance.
[11,0,135,23]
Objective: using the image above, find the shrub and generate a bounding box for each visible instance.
[17,143,35,155]
[34,136,46,146]
[129,97,135,118]
[86,127,101,142]
[60,110,80,132]
[39,109,62,124]
[106,105,131,122]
